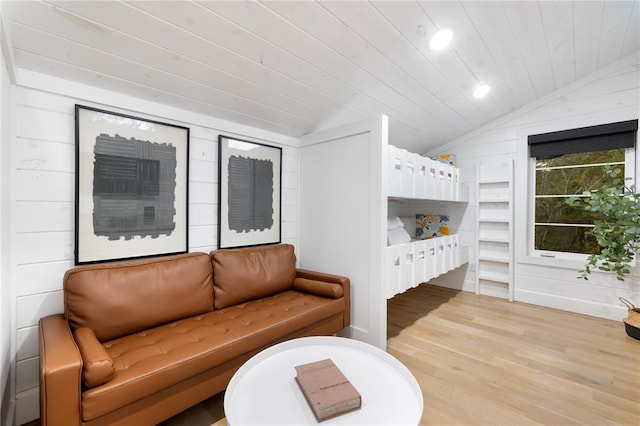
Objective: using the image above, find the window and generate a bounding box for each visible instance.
[534,148,626,253]
[529,120,637,256]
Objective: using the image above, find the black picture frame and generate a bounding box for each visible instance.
[75,105,189,264]
[218,135,282,249]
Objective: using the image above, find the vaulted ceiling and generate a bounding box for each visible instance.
[2,1,639,153]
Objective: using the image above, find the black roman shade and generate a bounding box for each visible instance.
[528,119,638,157]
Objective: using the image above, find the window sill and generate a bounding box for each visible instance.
[518,253,639,279]
[518,253,588,270]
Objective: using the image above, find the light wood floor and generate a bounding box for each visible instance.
[26,284,640,426]
[387,285,639,425]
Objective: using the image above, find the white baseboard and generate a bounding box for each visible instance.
[515,289,628,322]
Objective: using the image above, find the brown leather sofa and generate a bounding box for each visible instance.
[39,244,350,426]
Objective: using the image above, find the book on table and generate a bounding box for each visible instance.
[294,358,362,422]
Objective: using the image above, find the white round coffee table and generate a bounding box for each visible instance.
[224,336,423,425]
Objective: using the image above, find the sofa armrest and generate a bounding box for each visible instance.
[295,269,350,327]
[73,327,114,388]
[39,314,82,426]
[293,278,343,299]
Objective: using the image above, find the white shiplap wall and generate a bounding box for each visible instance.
[427,54,640,321]
[10,73,299,424]
[1,12,15,426]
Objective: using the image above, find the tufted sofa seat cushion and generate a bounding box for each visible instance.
[80,290,345,421]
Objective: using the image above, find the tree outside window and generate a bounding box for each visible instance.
[534,148,625,254]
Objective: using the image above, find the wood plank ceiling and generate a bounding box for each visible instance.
[2,1,639,153]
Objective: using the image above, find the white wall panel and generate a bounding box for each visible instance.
[15,106,72,143]
[282,151,298,176]
[429,55,640,320]
[282,170,297,189]
[15,170,73,202]
[299,116,387,349]
[524,90,638,123]
[14,388,38,426]
[16,292,63,330]
[281,222,297,243]
[16,261,73,297]
[17,138,74,172]
[0,12,15,426]
[517,272,637,311]
[281,202,297,224]
[16,202,73,233]
[9,80,298,424]
[188,135,218,161]
[16,233,73,265]
[281,187,297,207]
[188,226,217,252]
[566,66,639,100]
[188,204,217,227]
[15,358,37,394]
[15,327,38,361]
[428,265,474,293]
[188,182,217,205]
[23,210,71,246]
[189,159,217,184]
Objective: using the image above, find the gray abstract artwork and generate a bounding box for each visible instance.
[227,155,274,232]
[93,133,177,240]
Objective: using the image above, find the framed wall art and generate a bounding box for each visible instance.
[75,105,189,264]
[218,135,282,249]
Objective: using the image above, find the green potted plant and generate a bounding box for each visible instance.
[567,166,640,339]
[567,166,640,280]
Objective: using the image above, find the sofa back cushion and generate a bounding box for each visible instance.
[211,244,297,309]
[64,252,214,342]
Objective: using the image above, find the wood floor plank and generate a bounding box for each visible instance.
[386,284,640,426]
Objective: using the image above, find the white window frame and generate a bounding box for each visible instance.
[528,148,635,261]
[516,114,639,270]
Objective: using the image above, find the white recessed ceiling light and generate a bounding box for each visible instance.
[473,84,491,98]
[429,29,453,51]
